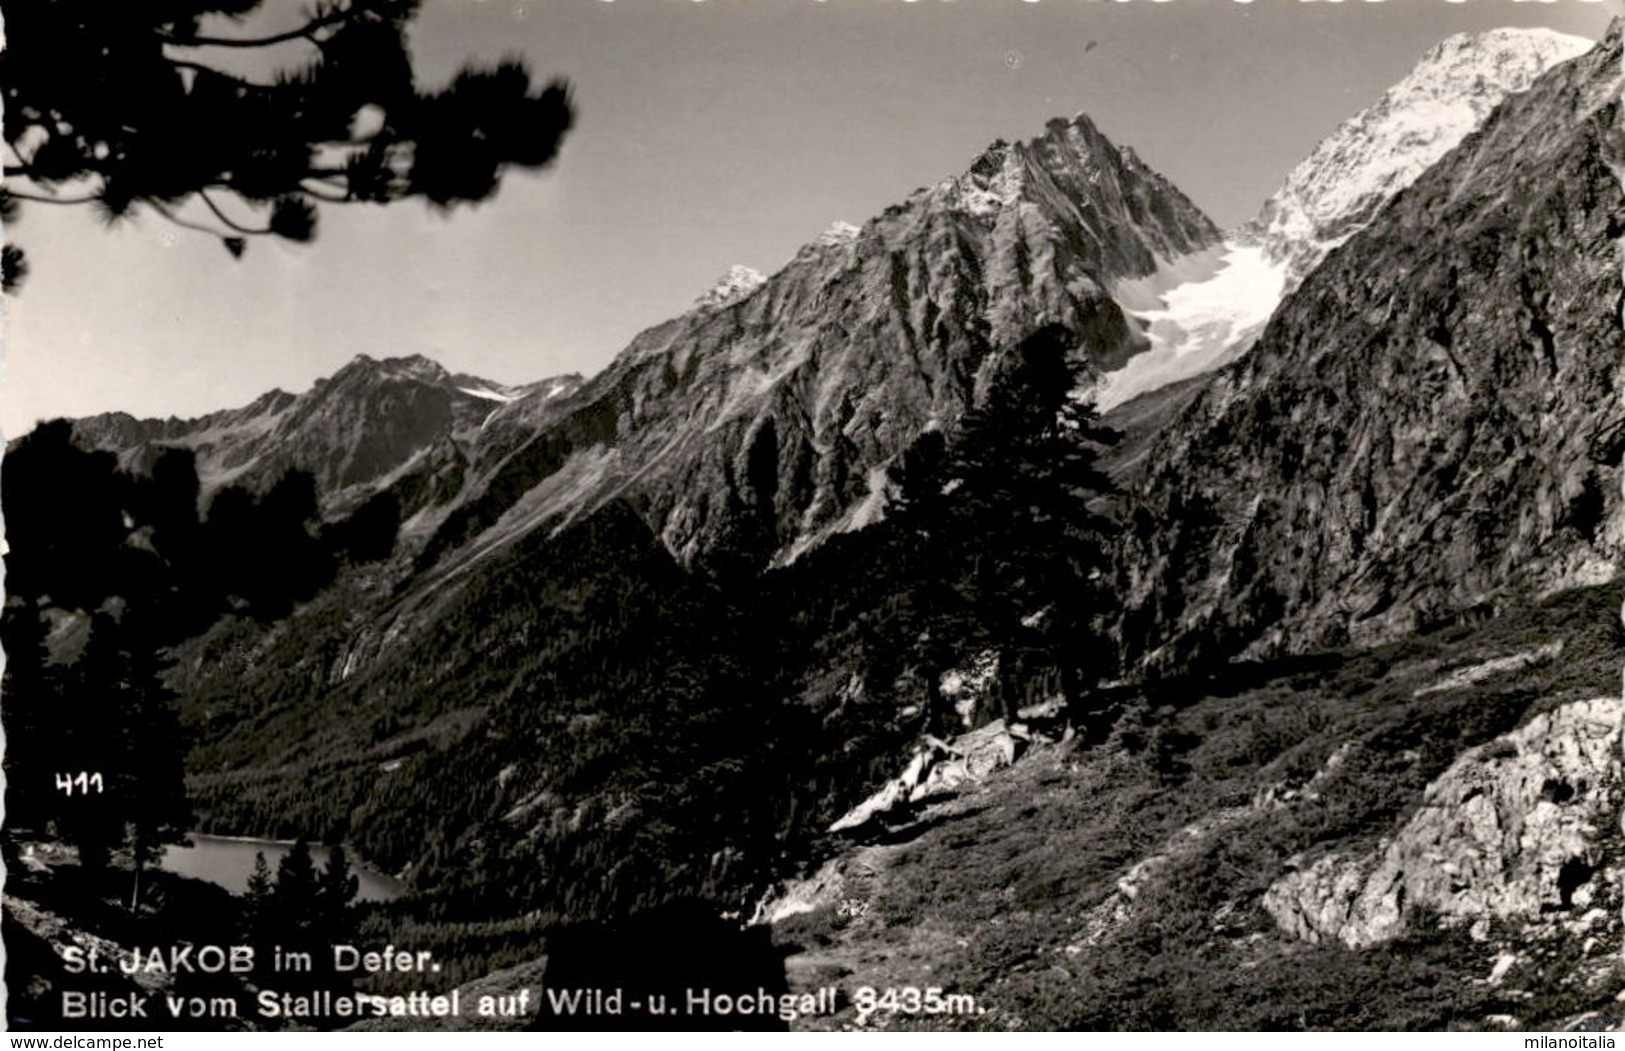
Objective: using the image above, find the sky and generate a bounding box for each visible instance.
[3,0,1619,433]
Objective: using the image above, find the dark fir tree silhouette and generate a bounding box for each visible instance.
[200,469,336,617]
[0,420,131,607]
[314,844,362,1008]
[950,323,1122,724]
[0,610,59,838]
[884,323,1121,733]
[242,850,276,945]
[316,844,361,937]
[117,619,194,911]
[1,0,574,290]
[265,838,360,1008]
[0,428,374,902]
[19,608,194,896]
[271,838,322,946]
[868,428,986,737]
[322,489,402,564]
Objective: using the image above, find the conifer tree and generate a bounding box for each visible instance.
[871,428,986,736]
[265,838,332,996]
[886,324,1120,731]
[0,421,131,608]
[947,323,1120,724]
[47,611,193,902]
[272,837,322,940]
[242,850,275,944]
[317,844,361,936]
[54,614,128,876]
[117,624,194,910]
[1,0,574,290]
[0,608,58,836]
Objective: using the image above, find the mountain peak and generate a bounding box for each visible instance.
[1244,25,1592,283]
[816,220,860,247]
[1102,25,1595,414]
[694,264,767,310]
[337,353,451,386]
[927,110,1219,280]
[942,144,1025,217]
[1422,25,1590,62]
[1123,14,1622,672]
[942,111,1192,221]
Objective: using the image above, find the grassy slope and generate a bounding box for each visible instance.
[770,583,1622,1031]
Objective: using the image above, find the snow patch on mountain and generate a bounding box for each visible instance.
[1097,242,1288,413]
[694,265,768,310]
[457,385,518,403]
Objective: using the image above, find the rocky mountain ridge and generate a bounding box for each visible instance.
[1242,26,1594,286]
[73,108,1226,930]
[694,265,768,311]
[78,29,1597,588]
[1117,22,1624,672]
[386,111,1221,579]
[1096,26,1595,415]
[68,354,583,519]
[72,114,1220,579]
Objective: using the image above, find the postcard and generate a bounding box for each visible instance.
[3,0,1621,1034]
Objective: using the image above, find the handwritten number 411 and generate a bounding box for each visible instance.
[56,772,105,795]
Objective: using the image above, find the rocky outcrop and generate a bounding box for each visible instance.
[1263,696,1621,949]
[827,719,1030,836]
[1119,26,1624,671]
[1412,641,1564,697]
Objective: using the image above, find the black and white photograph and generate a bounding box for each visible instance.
[2,0,1623,1033]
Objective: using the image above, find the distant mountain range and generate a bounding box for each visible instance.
[71,26,1597,588]
[61,18,1616,721]
[77,109,1220,575]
